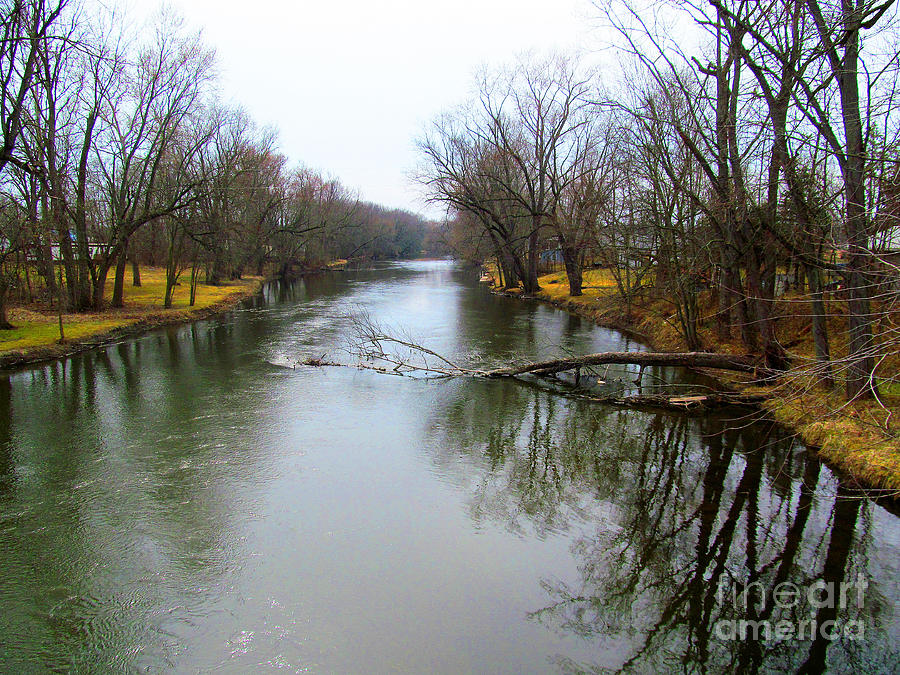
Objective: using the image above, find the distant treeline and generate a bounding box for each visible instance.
[346,202,449,262]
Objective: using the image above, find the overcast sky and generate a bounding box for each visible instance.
[125,0,601,218]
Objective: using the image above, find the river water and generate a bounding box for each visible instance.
[0,260,897,673]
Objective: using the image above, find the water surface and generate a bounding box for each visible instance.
[0,260,897,673]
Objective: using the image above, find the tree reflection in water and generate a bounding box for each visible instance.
[430,379,899,674]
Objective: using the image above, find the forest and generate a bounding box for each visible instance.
[0,1,442,327]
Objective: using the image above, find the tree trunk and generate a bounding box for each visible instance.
[74,104,98,312]
[805,263,834,389]
[132,259,141,287]
[56,264,65,342]
[164,276,175,309]
[838,26,875,399]
[92,261,110,309]
[523,223,540,293]
[0,280,13,330]
[37,238,56,300]
[164,227,180,310]
[111,241,128,308]
[488,231,513,289]
[22,255,32,303]
[806,0,875,399]
[50,209,80,309]
[276,260,292,282]
[561,244,583,296]
[715,264,730,340]
[487,350,782,380]
[746,243,787,370]
[713,12,734,343]
[768,92,834,383]
[73,236,93,311]
[209,254,227,285]
[722,255,752,348]
[507,244,527,290]
[25,175,56,301]
[792,261,804,292]
[757,93,793,371]
[189,261,200,307]
[676,279,703,351]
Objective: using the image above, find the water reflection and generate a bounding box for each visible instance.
[428,379,899,673]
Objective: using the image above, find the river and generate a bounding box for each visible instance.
[0,260,897,673]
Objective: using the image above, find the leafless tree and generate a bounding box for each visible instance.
[90,14,215,308]
[707,0,900,398]
[0,0,67,175]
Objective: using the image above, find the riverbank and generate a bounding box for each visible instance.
[0,268,264,371]
[485,266,900,495]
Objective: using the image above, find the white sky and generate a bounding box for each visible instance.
[125,0,602,218]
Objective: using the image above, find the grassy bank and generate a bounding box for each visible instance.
[0,267,263,370]
[485,266,900,495]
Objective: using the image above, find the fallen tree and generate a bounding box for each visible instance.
[485,351,782,380]
[286,311,784,412]
[343,309,782,382]
[296,350,770,411]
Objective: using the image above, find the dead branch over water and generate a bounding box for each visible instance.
[293,311,777,411]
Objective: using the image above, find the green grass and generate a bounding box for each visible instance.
[0,267,262,356]
[118,268,255,310]
[0,318,134,352]
[767,393,900,493]
[877,378,900,398]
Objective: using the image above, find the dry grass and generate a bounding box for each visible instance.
[766,392,900,491]
[112,267,255,310]
[535,268,618,300]
[0,267,262,357]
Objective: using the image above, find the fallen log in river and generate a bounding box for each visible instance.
[297,344,780,411]
[484,351,781,380]
[294,313,784,410]
[583,392,769,410]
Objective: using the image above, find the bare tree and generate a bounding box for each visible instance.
[708,0,900,396]
[92,13,215,308]
[0,0,66,175]
[418,54,599,295]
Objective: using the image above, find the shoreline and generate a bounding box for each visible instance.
[0,277,265,374]
[0,260,387,373]
[486,274,900,499]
